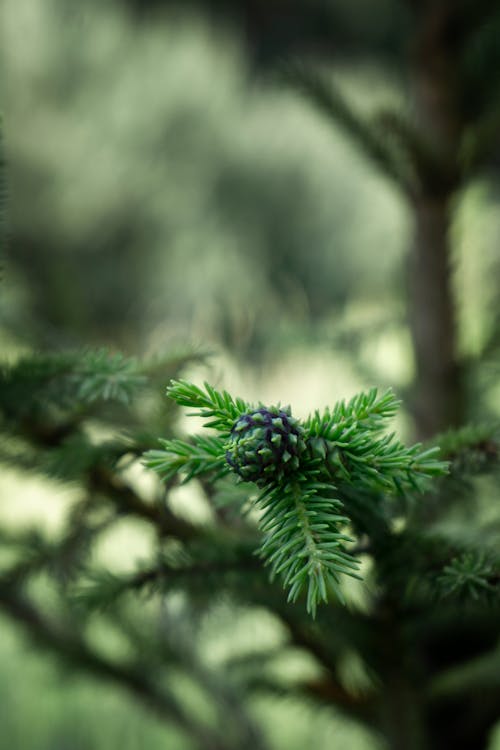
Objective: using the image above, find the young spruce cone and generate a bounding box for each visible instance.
[225,407,306,485]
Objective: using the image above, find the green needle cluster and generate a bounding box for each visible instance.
[144,380,448,615]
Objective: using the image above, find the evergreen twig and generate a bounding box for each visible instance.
[145,380,448,615]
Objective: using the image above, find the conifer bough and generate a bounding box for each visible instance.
[144,380,448,615]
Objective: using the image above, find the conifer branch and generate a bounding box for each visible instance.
[373,109,457,195]
[87,466,200,540]
[73,544,263,612]
[304,387,400,436]
[281,63,415,194]
[145,434,229,483]
[256,481,359,616]
[432,424,499,470]
[436,551,500,603]
[0,583,240,750]
[167,379,251,431]
[146,380,448,615]
[0,350,147,416]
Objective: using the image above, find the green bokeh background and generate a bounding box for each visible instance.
[1,1,500,748]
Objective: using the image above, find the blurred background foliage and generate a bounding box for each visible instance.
[1,0,500,748]
[3,0,409,363]
[3,0,499,391]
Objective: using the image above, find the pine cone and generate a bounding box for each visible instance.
[225,407,306,485]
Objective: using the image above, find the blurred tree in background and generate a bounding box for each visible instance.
[1,1,500,749]
[0,0,409,361]
[2,0,500,430]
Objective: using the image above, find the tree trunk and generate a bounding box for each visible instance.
[407,194,463,437]
[408,0,465,438]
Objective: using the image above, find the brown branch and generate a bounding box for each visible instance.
[88,466,199,541]
[0,582,238,750]
[271,607,377,726]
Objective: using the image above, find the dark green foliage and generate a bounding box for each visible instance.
[166,376,249,431]
[1,346,499,750]
[3,3,500,743]
[438,551,500,602]
[256,480,358,613]
[0,347,274,750]
[147,435,229,484]
[145,380,448,615]
[0,349,146,422]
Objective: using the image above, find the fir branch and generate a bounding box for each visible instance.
[256,481,360,616]
[167,379,251,431]
[304,388,447,492]
[0,530,58,586]
[42,434,124,482]
[0,582,237,750]
[436,551,500,603]
[150,603,269,750]
[147,380,448,614]
[144,434,228,484]
[73,350,146,404]
[87,465,199,541]
[432,423,499,471]
[281,63,414,194]
[320,435,446,493]
[0,349,147,422]
[303,387,400,437]
[0,503,112,588]
[73,540,263,611]
[373,108,457,195]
